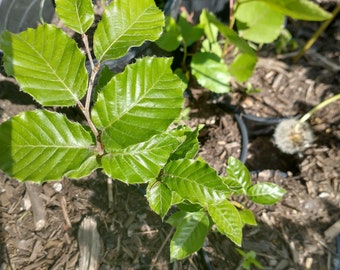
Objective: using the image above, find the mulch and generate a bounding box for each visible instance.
[0,3,339,270]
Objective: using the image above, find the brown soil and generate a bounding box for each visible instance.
[0,6,339,270]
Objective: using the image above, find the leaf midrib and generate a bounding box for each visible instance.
[98,5,155,62]
[103,64,168,129]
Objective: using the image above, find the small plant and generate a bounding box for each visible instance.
[0,0,285,262]
[156,0,331,93]
[236,248,264,270]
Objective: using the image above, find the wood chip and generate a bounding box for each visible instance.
[78,216,103,270]
[324,220,340,241]
[25,182,46,231]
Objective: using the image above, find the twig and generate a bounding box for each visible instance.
[293,5,340,63]
[82,33,95,71]
[25,182,46,231]
[59,195,72,229]
[75,33,103,154]
[4,243,14,270]
[188,256,199,270]
[150,227,175,270]
[81,33,101,113]
[107,177,114,208]
[305,50,340,71]
[280,224,299,264]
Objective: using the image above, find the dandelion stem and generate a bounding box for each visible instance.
[300,93,340,123]
[293,5,340,63]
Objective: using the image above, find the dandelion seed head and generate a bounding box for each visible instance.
[273,119,314,155]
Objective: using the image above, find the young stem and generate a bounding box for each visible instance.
[77,101,104,155]
[222,0,235,57]
[82,33,94,70]
[229,0,235,29]
[82,33,100,112]
[85,63,100,112]
[299,93,340,123]
[79,33,104,155]
[181,40,188,70]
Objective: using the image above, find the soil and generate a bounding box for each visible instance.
[0,3,339,270]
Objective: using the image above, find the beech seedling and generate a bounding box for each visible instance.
[0,0,285,261]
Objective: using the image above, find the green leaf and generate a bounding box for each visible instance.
[93,65,115,102]
[236,249,264,269]
[221,177,243,193]
[156,16,182,52]
[199,9,219,44]
[174,68,189,85]
[239,0,332,21]
[201,39,223,57]
[168,126,201,160]
[235,1,285,43]
[102,133,181,184]
[191,52,230,93]
[0,110,97,182]
[171,191,185,205]
[146,180,172,218]
[163,159,230,206]
[203,10,256,55]
[225,157,251,191]
[208,200,242,246]
[92,57,185,150]
[247,182,286,205]
[229,53,258,82]
[0,24,88,106]
[55,0,94,34]
[66,155,100,179]
[177,201,202,212]
[177,15,204,47]
[239,208,257,226]
[94,0,164,62]
[167,211,211,261]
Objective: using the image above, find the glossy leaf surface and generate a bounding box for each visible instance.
[0,110,97,182]
[167,211,211,261]
[236,1,284,43]
[191,52,230,93]
[156,16,181,52]
[55,0,94,33]
[94,0,164,61]
[240,0,332,21]
[102,133,181,184]
[0,24,88,106]
[229,53,258,82]
[177,15,204,47]
[93,65,114,102]
[168,126,200,161]
[203,11,255,55]
[146,180,172,218]
[208,200,242,246]
[163,159,230,206]
[239,208,257,226]
[225,156,251,192]
[247,182,286,205]
[92,57,185,150]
